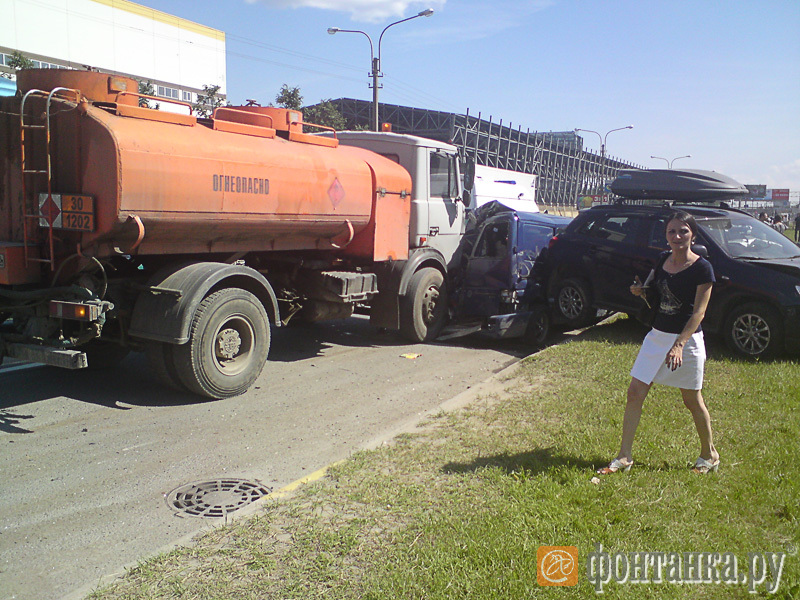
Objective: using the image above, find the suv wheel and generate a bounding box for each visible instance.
[555,277,594,327]
[724,302,783,358]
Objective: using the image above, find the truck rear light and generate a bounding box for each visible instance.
[49,301,100,321]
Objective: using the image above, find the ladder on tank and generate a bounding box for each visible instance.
[19,87,81,270]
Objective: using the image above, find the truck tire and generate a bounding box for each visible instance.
[555,277,594,327]
[174,288,271,398]
[146,342,188,392]
[400,267,447,343]
[724,302,783,358]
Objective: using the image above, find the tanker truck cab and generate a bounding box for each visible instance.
[333,132,465,265]
[332,132,465,343]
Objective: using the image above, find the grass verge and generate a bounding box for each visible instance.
[88,317,799,599]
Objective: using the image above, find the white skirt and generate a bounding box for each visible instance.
[630,329,706,390]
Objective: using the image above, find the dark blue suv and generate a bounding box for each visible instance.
[540,176,800,358]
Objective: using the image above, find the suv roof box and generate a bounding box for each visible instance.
[611,169,748,202]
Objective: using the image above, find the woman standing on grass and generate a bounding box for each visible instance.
[599,211,720,475]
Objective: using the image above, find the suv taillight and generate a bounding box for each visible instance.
[548,235,559,249]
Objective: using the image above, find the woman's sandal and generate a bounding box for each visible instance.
[597,458,633,475]
[691,457,720,474]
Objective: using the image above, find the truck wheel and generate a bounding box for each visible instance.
[146,342,188,392]
[724,302,783,358]
[174,288,271,398]
[555,277,594,327]
[400,267,447,343]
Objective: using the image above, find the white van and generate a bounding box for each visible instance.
[468,165,538,213]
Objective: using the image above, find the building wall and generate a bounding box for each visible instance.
[0,0,225,103]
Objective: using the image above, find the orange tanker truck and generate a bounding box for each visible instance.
[0,69,466,398]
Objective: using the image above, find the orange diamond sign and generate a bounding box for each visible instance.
[328,178,345,208]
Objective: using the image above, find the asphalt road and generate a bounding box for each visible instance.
[0,316,533,600]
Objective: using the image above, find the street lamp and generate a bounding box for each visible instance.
[651,154,691,169]
[328,8,434,131]
[574,125,633,158]
[574,125,633,200]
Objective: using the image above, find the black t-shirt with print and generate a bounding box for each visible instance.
[652,253,715,334]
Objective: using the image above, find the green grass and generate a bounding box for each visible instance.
[88,317,799,600]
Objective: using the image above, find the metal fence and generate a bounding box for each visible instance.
[327,98,644,215]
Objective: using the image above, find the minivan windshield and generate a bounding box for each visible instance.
[698,215,800,260]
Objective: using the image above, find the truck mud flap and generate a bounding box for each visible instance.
[4,343,88,369]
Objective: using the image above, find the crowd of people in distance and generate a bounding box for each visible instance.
[758,211,800,241]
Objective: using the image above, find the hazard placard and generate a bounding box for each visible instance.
[39,194,95,231]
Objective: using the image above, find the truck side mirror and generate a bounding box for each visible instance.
[461,189,471,206]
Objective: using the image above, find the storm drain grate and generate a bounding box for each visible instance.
[167,479,272,518]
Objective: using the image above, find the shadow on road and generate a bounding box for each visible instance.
[0,352,205,415]
[0,315,540,418]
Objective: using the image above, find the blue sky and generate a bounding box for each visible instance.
[138,0,800,191]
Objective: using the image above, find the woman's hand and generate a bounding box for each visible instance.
[630,275,646,297]
[666,341,684,371]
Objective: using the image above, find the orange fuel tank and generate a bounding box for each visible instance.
[4,70,411,264]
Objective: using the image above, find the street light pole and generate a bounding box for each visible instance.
[651,155,691,168]
[329,9,434,132]
[574,125,633,200]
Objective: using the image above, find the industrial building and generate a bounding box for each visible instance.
[324,98,643,211]
[0,0,226,105]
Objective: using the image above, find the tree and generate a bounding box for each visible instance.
[7,51,35,71]
[137,80,159,109]
[194,84,225,118]
[1,51,35,79]
[302,99,347,133]
[274,84,303,110]
[273,84,351,132]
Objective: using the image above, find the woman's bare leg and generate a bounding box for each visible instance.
[680,388,719,462]
[616,377,652,464]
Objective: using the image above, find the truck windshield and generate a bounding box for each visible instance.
[698,215,800,260]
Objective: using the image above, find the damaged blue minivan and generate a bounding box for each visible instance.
[445,201,571,343]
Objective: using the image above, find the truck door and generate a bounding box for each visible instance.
[427,150,464,264]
